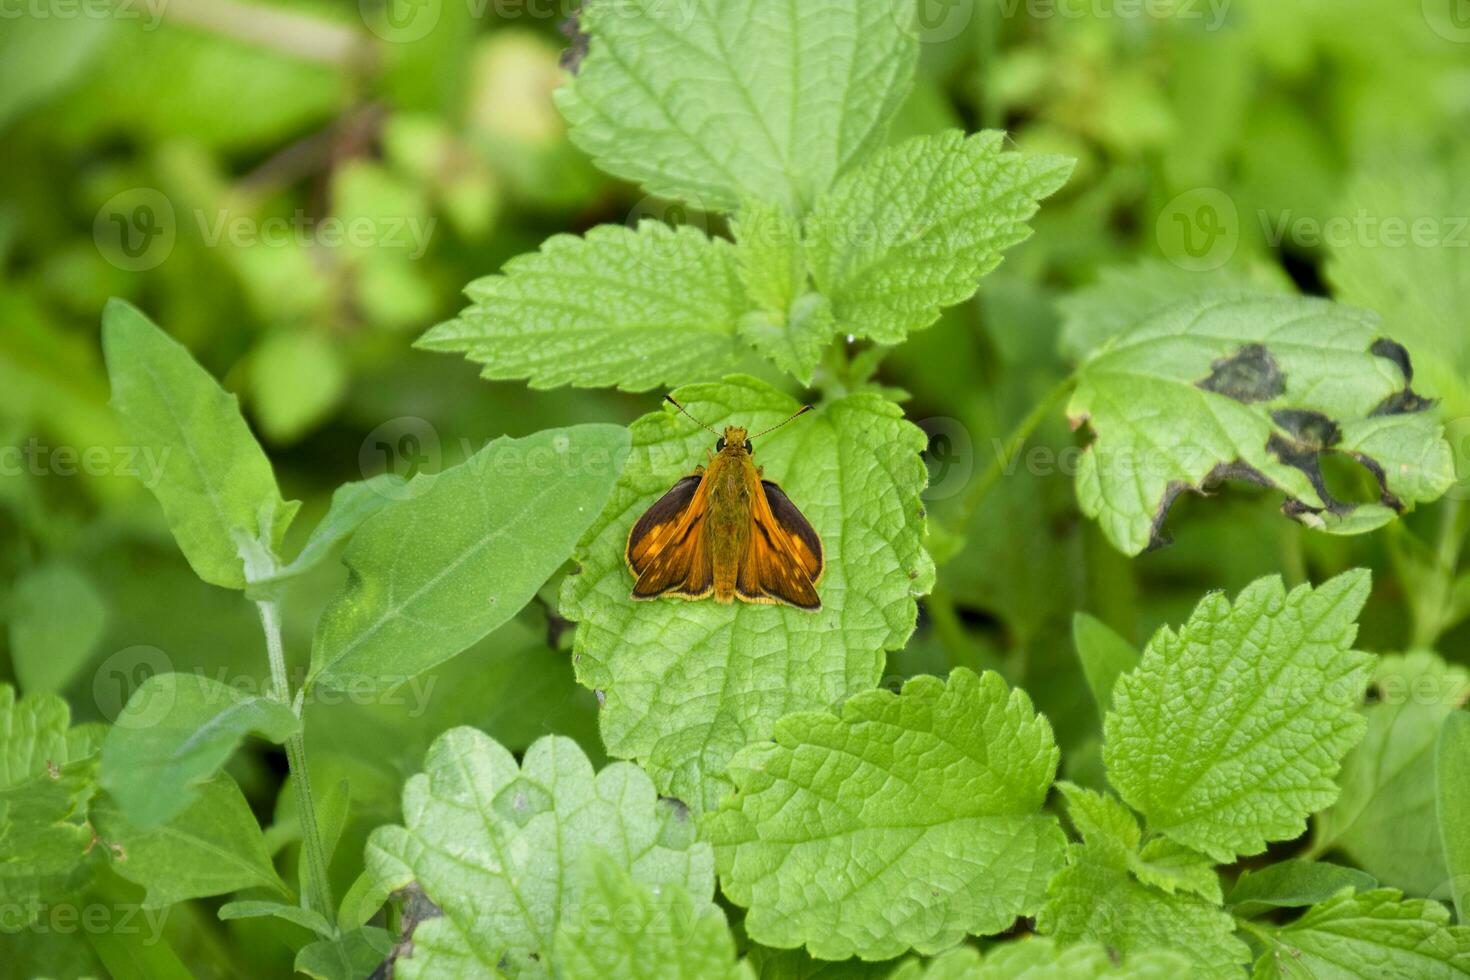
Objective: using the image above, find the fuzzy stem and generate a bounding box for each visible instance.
[256,599,335,924]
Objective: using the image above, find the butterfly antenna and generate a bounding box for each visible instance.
[664,395,720,437]
[752,404,814,439]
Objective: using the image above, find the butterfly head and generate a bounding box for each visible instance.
[715,426,753,455]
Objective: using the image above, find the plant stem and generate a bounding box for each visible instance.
[949,373,1078,538]
[1412,496,1468,649]
[256,599,335,924]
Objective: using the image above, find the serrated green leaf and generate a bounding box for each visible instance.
[1071,613,1139,723]
[1132,838,1222,904]
[0,686,99,924]
[1439,712,1470,923]
[99,672,299,829]
[557,0,918,214]
[1227,860,1378,920]
[733,200,833,382]
[366,731,715,978]
[804,131,1073,344]
[554,851,751,980]
[310,424,629,694]
[7,562,107,695]
[706,669,1065,960]
[1057,258,1293,362]
[95,771,289,908]
[418,223,752,392]
[1038,841,1251,978]
[1314,651,1469,894]
[1105,572,1375,863]
[295,927,394,980]
[1246,889,1470,979]
[1069,293,1456,555]
[101,299,299,589]
[1328,145,1470,416]
[886,937,1193,979]
[1056,783,1220,903]
[561,376,934,810]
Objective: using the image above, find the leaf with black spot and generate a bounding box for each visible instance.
[1069,292,1455,555]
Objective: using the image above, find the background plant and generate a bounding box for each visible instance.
[3,0,1470,977]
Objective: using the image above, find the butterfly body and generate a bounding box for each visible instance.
[626,415,824,610]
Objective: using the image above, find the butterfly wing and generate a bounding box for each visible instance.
[737,478,823,610]
[626,474,715,600]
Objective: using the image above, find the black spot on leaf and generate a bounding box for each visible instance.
[1267,434,1352,516]
[1370,389,1436,416]
[1368,337,1437,415]
[1271,409,1341,450]
[559,10,589,73]
[1370,338,1414,380]
[1196,344,1286,403]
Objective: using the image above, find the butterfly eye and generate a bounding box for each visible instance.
[744,440,753,453]
[715,437,726,451]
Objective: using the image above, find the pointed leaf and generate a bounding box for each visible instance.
[102,299,298,589]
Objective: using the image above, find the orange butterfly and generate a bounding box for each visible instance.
[626,396,824,610]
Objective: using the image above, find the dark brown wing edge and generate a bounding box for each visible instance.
[760,480,824,583]
[626,475,702,575]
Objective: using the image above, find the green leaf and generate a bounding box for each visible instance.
[733,200,833,383]
[0,687,99,924]
[556,0,918,214]
[561,376,934,810]
[1246,889,1470,979]
[310,424,629,694]
[1439,712,1470,923]
[95,771,289,908]
[218,899,333,938]
[1056,783,1220,903]
[1104,571,1375,862]
[1038,841,1251,978]
[295,927,394,980]
[804,131,1073,344]
[705,669,1066,960]
[99,672,299,829]
[1132,838,1223,904]
[102,299,299,589]
[1057,258,1293,362]
[1068,293,1456,555]
[1227,860,1378,920]
[1071,612,1139,723]
[6,563,106,694]
[1314,651,1469,894]
[248,475,405,595]
[419,223,751,392]
[886,938,1192,979]
[1328,145,1470,416]
[554,851,751,980]
[366,731,715,977]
